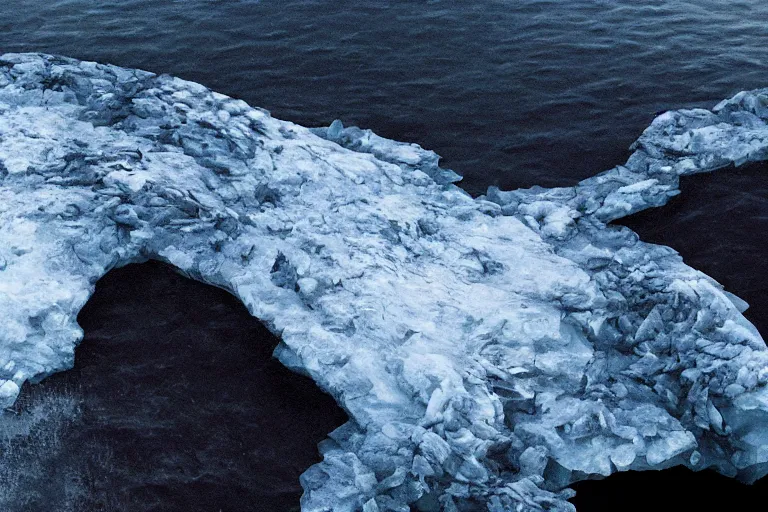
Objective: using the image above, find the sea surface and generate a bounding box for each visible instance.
[0,1,767,510]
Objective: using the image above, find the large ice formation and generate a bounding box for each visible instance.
[0,53,767,511]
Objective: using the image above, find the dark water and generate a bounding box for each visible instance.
[1,262,347,511]
[1,1,768,510]
[570,465,768,510]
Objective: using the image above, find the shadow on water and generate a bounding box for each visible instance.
[571,161,768,510]
[0,261,348,512]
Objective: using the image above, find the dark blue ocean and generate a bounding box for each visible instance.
[0,1,767,510]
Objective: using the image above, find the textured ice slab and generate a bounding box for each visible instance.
[1,53,768,511]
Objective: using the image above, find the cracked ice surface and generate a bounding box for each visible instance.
[0,53,767,511]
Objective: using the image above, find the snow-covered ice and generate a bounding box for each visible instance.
[1,53,768,511]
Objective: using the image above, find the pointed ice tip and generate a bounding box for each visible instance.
[723,291,749,313]
[438,168,463,184]
[328,119,344,139]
